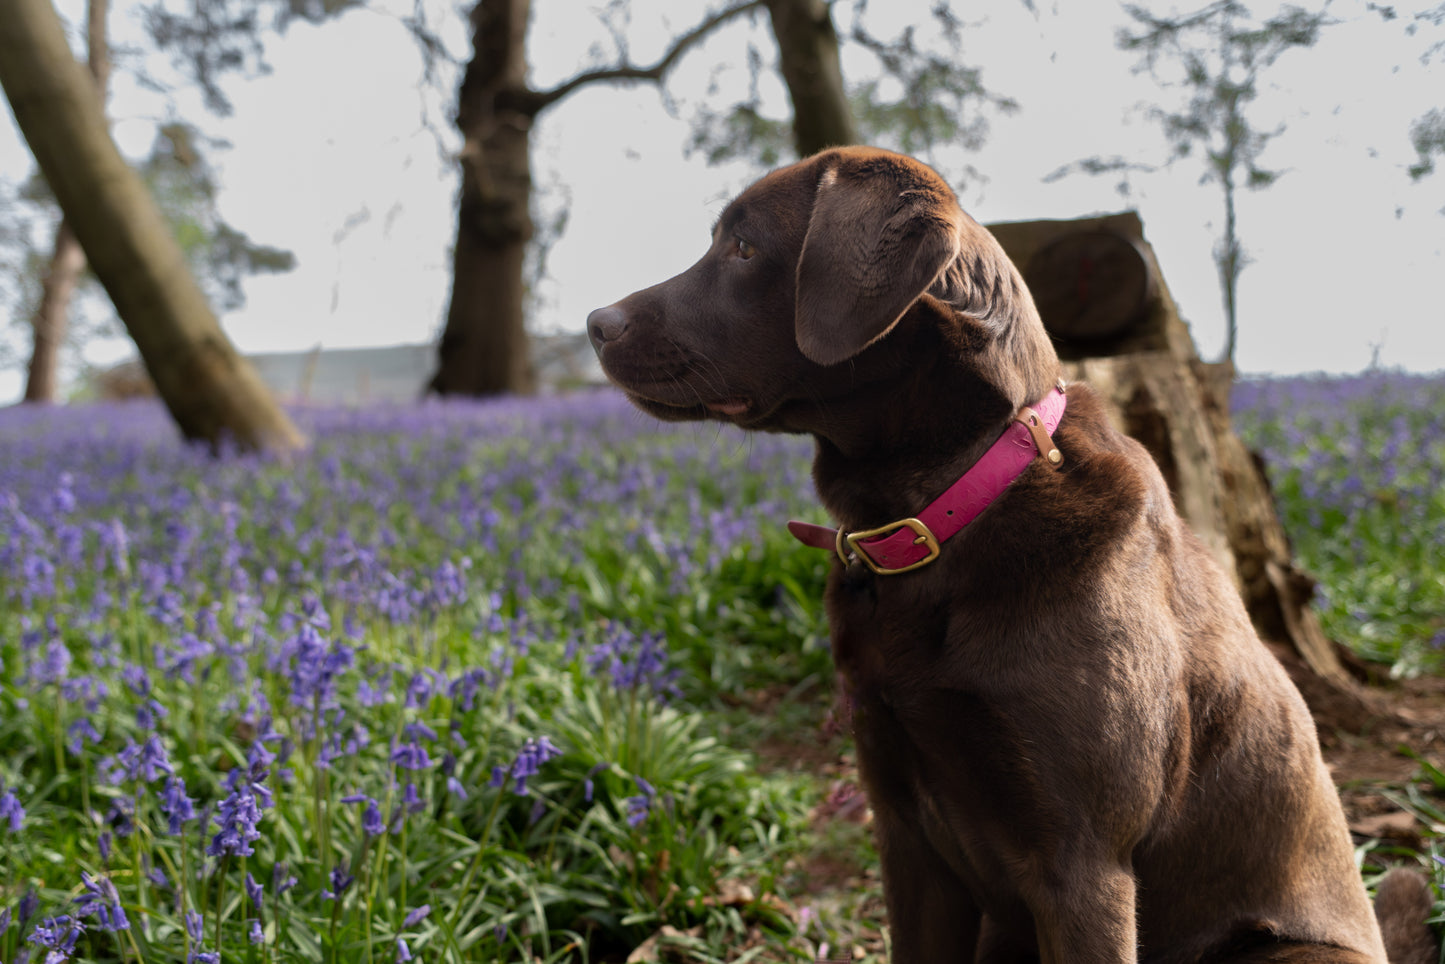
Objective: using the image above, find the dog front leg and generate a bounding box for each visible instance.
[1029,861,1138,964]
[872,807,983,963]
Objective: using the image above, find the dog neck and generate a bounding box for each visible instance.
[790,382,1066,573]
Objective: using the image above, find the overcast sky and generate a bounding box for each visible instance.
[1,0,1441,404]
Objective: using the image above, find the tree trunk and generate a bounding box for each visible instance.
[766,0,857,156]
[0,0,304,453]
[24,0,109,405]
[25,220,85,403]
[990,212,1380,728]
[428,0,536,398]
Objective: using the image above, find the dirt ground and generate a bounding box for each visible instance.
[1305,661,1445,841]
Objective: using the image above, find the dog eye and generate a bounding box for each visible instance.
[736,239,756,260]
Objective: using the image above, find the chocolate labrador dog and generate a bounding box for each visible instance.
[587,147,1434,964]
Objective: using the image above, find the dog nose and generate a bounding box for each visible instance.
[587,306,628,347]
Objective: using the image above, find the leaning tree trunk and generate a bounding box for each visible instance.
[989,212,1379,729]
[25,0,108,405]
[429,0,537,398]
[766,0,857,157]
[0,0,304,453]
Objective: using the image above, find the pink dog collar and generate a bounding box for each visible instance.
[787,381,1068,574]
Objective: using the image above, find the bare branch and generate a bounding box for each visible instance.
[518,0,764,115]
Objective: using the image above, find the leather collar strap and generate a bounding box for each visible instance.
[786,382,1068,575]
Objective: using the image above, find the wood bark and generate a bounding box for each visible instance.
[429,0,536,398]
[0,0,304,453]
[990,212,1369,718]
[26,220,85,403]
[24,0,110,404]
[428,0,764,398]
[766,0,857,156]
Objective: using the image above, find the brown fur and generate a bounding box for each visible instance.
[587,147,1432,964]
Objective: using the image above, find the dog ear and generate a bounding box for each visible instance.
[794,170,961,366]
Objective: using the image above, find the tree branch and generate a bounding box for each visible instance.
[518,0,764,115]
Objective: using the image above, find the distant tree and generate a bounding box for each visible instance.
[765,0,857,155]
[1379,2,1444,188]
[1049,2,1329,366]
[1410,107,1445,180]
[427,0,766,397]
[139,122,297,310]
[23,0,110,403]
[0,0,304,452]
[688,2,1018,179]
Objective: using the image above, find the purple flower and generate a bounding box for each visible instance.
[625,775,656,828]
[74,871,129,931]
[323,860,354,901]
[185,910,205,942]
[67,718,102,755]
[273,862,297,895]
[245,872,264,912]
[495,736,562,797]
[0,787,24,832]
[0,906,10,937]
[341,794,386,836]
[586,624,680,701]
[102,734,174,786]
[584,761,611,803]
[27,915,84,962]
[390,737,432,772]
[161,777,197,835]
[401,904,430,928]
[207,743,273,858]
[396,937,412,962]
[249,918,265,944]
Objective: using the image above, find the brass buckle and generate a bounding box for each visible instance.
[838,517,941,575]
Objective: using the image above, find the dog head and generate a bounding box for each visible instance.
[588,147,1059,443]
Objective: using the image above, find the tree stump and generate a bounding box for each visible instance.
[988,212,1375,726]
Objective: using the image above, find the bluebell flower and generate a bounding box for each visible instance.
[341,794,387,836]
[272,862,297,896]
[0,786,24,832]
[74,871,129,931]
[495,736,562,797]
[625,775,656,828]
[207,743,273,858]
[103,734,174,786]
[390,737,432,772]
[160,777,197,835]
[0,906,11,936]
[28,915,84,962]
[249,918,265,944]
[19,889,39,929]
[584,762,611,804]
[586,624,680,701]
[67,718,102,755]
[396,937,412,962]
[323,860,354,901]
[401,904,430,928]
[245,872,264,912]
